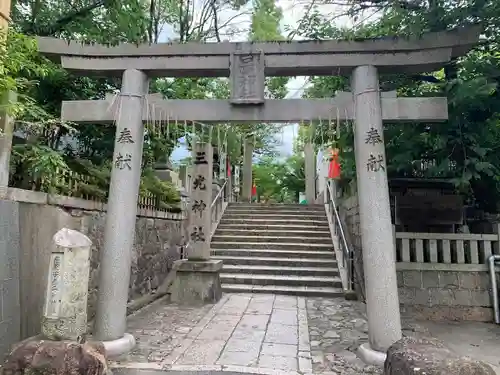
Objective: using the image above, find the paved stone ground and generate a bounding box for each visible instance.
[163,293,311,372]
[116,296,214,364]
[307,297,381,374]
[112,293,500,374]
[113,293,311,373]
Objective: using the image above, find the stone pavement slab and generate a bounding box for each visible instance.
[163,293,312,373]
[111,293,312,374]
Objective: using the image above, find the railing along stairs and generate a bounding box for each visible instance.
[324,179,365,300]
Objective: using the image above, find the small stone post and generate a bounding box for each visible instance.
[242,138,253,202]
[42,228,92,341]
[171,142,223,304]
[234,165,241,201]
[179,165,188,189]
[305,142,316,204]
[94,69,148,355]
[352,65,402,363]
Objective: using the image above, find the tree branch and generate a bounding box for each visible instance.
[210,0,221,42]
[23,0,107,36]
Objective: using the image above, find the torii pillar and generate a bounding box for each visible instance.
[242,138,253,202]
[94,69,149,356]
[353,65,402,364]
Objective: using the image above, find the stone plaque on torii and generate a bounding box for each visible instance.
[229,49,265,105]
[35,26,481,361]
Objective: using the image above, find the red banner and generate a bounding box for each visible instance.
[328,148,341,179]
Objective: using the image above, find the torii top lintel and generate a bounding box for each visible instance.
[37,26,481,77]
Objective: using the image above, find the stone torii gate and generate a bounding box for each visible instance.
[34,27,480,362]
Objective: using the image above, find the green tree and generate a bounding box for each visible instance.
[252,154,305,203]
[293,1,500,212]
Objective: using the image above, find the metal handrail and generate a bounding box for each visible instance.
[211,179,227,209]
[210,179,228,237]
[326,179,355,291]
[326,181,350,258]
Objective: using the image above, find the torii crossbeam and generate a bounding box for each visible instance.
[61,92,448,124]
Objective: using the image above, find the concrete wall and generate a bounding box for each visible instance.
[0,200,21,362]
[0,188,187,345]
[397,264,494,322]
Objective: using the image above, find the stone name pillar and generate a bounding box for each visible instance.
[188,142,213,261]
[94,69,148,356]
[171,142,222,304]
[304,143,316,204]
[42,228,92,341]
[242,138,253,202]
[351,65,402,363]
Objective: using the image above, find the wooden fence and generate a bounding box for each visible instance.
[36,169,182,214]
[395,232,499,265]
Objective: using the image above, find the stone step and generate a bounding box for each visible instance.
[223,213,326,220]
[220,273,342,288]
[212,248,334,259]
[225,209,325,215]
[229,203,324,211]
[218,218,329,227]
[211,241,333,251]
[222,264,339,277]
[212,255,337,267]
[211,235,332,244]
[214,229,331,238]
[217,223,330,231]
[221,283,344,297]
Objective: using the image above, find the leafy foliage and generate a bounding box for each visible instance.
[252,154,305,203]
[292,0,500,212]
[4,0,290,207]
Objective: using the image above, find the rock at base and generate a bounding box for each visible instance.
[170,259,223,305]
[384,336,495,375]
[1,339,110,375]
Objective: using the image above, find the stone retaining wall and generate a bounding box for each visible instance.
[0,188,187,340]
[340,188,496,322]
[397,264,494,322]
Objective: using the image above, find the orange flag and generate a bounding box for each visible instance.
[328,148,341,179]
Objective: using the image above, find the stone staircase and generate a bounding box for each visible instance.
[211,203,344,296]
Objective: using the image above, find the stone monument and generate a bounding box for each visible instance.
[41,228,92,341]
[170,142,223,304]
